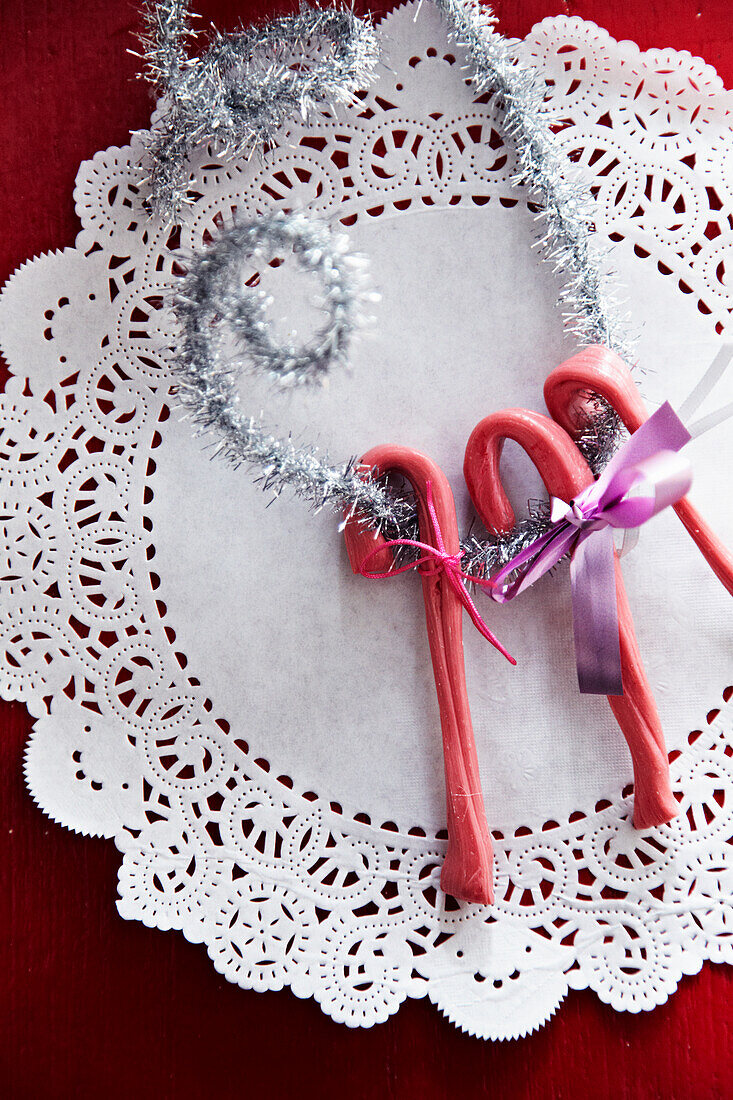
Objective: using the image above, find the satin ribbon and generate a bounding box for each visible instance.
[358,481,516,665]
[489,402,694,695]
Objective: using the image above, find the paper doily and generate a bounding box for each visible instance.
[1,6,733,1039]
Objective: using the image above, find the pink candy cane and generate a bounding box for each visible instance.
[342,445,496,905]
[464,408,677,829]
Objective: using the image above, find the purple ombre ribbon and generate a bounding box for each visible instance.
[489,402,694,695]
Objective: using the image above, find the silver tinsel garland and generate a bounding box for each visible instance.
[139,0,380,221]
[146,0,633,577]
[173,214,415,532]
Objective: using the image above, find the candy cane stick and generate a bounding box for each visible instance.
[544,345,733,596]
[464,409,677,829]
[343,445,495,904]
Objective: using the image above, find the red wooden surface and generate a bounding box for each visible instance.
[2,2,733,1097]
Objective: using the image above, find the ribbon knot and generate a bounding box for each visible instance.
[418,549,464,577]
[489,402,694,694]
[358,483,516,665]
[552,494,609,532]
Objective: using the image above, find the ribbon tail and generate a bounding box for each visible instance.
[457,582,516,665]
[570,528,623,696]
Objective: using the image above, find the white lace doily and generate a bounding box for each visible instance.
[1,6,733,1039]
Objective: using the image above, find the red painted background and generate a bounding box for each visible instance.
[2,2,733,1097]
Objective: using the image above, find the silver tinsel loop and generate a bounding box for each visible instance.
[175,212,373,387]
[172,211,416,532]
[140,1,381,221]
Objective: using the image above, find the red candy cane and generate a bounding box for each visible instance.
[342,445,496,905]
[544,345,733,596]
[464,409,678,829]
